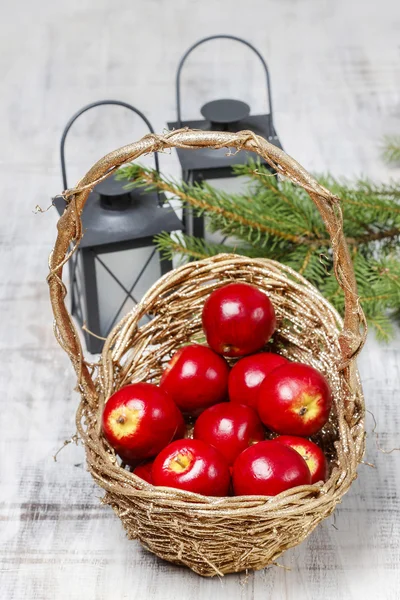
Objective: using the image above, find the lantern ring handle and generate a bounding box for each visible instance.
[176,35,274,127]
[48,128,366,401]
[59,100,162,205]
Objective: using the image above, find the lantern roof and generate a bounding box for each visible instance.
[170,35,282,178]
[53,182,182,250]
[56,99,182,250]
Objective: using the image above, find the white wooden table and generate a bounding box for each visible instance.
[1,0,400,598]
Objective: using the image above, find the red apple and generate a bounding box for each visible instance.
[152,439,230,496]
[232,440,311,496]
[202,282,276,357]
[160,344,229,415]
[276,435,328,484]
[102,382,184,462]
[258,362,332,436]
[132,460,154,484]
[193,402,265,465]
[229,352,288,409]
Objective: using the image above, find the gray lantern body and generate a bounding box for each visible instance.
[54,183,181,354]
[168,35,283,239]
[56,100,182,354]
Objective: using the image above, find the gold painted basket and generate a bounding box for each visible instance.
[48,129,366,576]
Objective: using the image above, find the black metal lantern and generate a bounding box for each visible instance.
[54,100,182,354]
[168,35,283,238]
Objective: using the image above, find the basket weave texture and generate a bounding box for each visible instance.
[48,129,366,576]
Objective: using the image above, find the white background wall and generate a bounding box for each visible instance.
[1,1,400,599]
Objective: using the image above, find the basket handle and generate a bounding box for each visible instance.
[48,129,366,398]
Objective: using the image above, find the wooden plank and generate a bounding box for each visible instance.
[1,0,400,598]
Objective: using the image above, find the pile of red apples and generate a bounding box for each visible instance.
[103,283,332,497]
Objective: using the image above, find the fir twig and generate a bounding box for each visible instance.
[382,136,400,164]
[117,161,400,341]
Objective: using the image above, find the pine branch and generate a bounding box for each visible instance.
[367,315,394,342]
[356,227,400,244]
[154,232,240,263]
[118,164,326,247]
[118,162,400,340]
[119,163,400,250]
[382,136,400,164]
[322,254,400,341]
[234,163,400,249]
[355,179,400,199]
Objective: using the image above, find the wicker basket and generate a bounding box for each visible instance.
[48,129,366,577]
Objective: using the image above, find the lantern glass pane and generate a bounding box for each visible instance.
[113,296,136,328]
[95,255,126,335]
[94,246,162,337]
[131,248,161,299]
[98,246,154,290]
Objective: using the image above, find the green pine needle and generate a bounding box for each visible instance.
[382,136,400,164]
[118,159,400,341]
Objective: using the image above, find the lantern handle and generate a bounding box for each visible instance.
[59,100,163,205]
[48,129,366,401]
[176,35,274,128]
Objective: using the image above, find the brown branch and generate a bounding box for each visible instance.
[247,168,329,240]
[360,293,398,302]
[250,170,400,241]
[162,241,208,260]
[343,197,400,214]
[367,317,390,339]
[252,170,297,209]
[354,227,400,244]
[135,168,400,248]
[299,247,314,275]
[140,170,317,246]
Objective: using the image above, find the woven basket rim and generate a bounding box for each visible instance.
[80,253,365,511]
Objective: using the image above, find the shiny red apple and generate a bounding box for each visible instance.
[160,344,229,415]
[258,362,332,436]
[228,352,288,409]
[202,282,276,357]
[232,439,311,496]
[276,435,328,484]
[102,383,184,462]
[193,402,265,465]
[132,460,154,484]
[152,439,231,496]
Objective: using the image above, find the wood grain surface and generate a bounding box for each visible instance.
[0,0,399,598]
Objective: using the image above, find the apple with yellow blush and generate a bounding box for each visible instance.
[257,363,332,436]
[102,382,184,463]
[276,435,328,483]
[151,439,230,496]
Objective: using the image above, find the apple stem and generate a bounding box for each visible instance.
[299,407,307,416]
[175,457,186,468]
[116,415,126,425]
